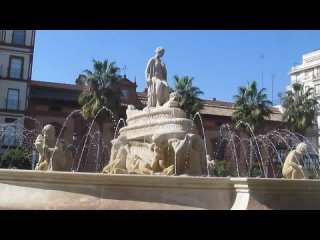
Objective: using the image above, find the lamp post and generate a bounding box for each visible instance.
[72,133,78,144]
[32,150,36,170]
[82,135,91,172]
[272,74,276,105]
[70,133,78,171]
[260,54,264,88]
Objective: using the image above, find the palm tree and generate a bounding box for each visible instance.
[232,81,272,135]
[232,81,272,177]
[78,59,121,170]
[282,83,318,136]
[173,75,204,118]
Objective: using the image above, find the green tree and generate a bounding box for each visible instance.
[232,81,272,134]
[232,81,272,177]
[0,149,31,169]
[78,59,122,169]
[173,75,204,118]
[282,82,318,136]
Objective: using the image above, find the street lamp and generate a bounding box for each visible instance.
[72,133,78,143]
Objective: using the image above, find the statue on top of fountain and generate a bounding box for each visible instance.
[145,47,170,108]
[34,124,68,171]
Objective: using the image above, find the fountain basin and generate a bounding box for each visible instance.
[1,169,320,209]
[0,169,234,210]
[231,177,320,210]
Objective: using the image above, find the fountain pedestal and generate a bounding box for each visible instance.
[103,106,208,176]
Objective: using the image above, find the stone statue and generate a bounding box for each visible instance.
[34,124,68,171]
[162,91,180,108]
[282,142,309,179]
[168,134,207,176]
[102,135,130,174]
[145,47,170,107]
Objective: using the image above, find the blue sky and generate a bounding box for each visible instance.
[32,30,320,104]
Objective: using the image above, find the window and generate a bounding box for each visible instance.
[49,106,62,112]
[214,139,228,161]
[12,30,25,45]
[121,89,129,99]
[9,57,23,79]
[3,118,17,147]
[316,85,320,95]
[216,121,223,127]
[50,122,63,137]
[304,86,310,93]
[6,89,19,110]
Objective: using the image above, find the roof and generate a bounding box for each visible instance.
[201,98,282,121]
[136,93,282,121]
[30,81,82,102]
[31,80,84,91]
[117,77,137,86]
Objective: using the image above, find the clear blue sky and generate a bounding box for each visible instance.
[32,30,320,104]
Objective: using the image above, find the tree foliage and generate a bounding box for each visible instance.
[0,149,31,169]
[232,81,272,134]
[282,83,318,135]
[173,75,204,118]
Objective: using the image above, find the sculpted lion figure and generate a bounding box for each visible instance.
[162,91,180,108]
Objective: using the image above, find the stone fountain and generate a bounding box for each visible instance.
[101,47,207,176]
[1,47,320,209]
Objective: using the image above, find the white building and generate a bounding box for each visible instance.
[288,49,320,150]
[0,30,36,147]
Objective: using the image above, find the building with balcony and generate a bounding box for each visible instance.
[0,30,36,148]
[288,49,320,150]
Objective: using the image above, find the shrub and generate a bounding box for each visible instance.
[213,160,232,177]
[0,149,32,170]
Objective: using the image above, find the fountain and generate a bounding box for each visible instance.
[1,47,320,209]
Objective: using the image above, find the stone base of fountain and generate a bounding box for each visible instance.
[0,169,234,210]
[230,177,320,210]
[1,169,320,209]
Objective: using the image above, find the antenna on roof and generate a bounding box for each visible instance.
[272,74,276,105]
[134,76,137,89]
[122,65,127,78]
[260,54,264,88]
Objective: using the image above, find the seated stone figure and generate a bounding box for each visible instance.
[102,135,130,174]
[167,133,207,176]
[34,124,68,171]
[282,142,309,179]
[103,135,159,175]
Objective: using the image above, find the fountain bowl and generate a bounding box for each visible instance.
[1,169,320,209]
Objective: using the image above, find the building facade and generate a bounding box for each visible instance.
[28,77,283,175]
[288,50,320,150]
[0,30,36,148]
[28,76,143,171]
